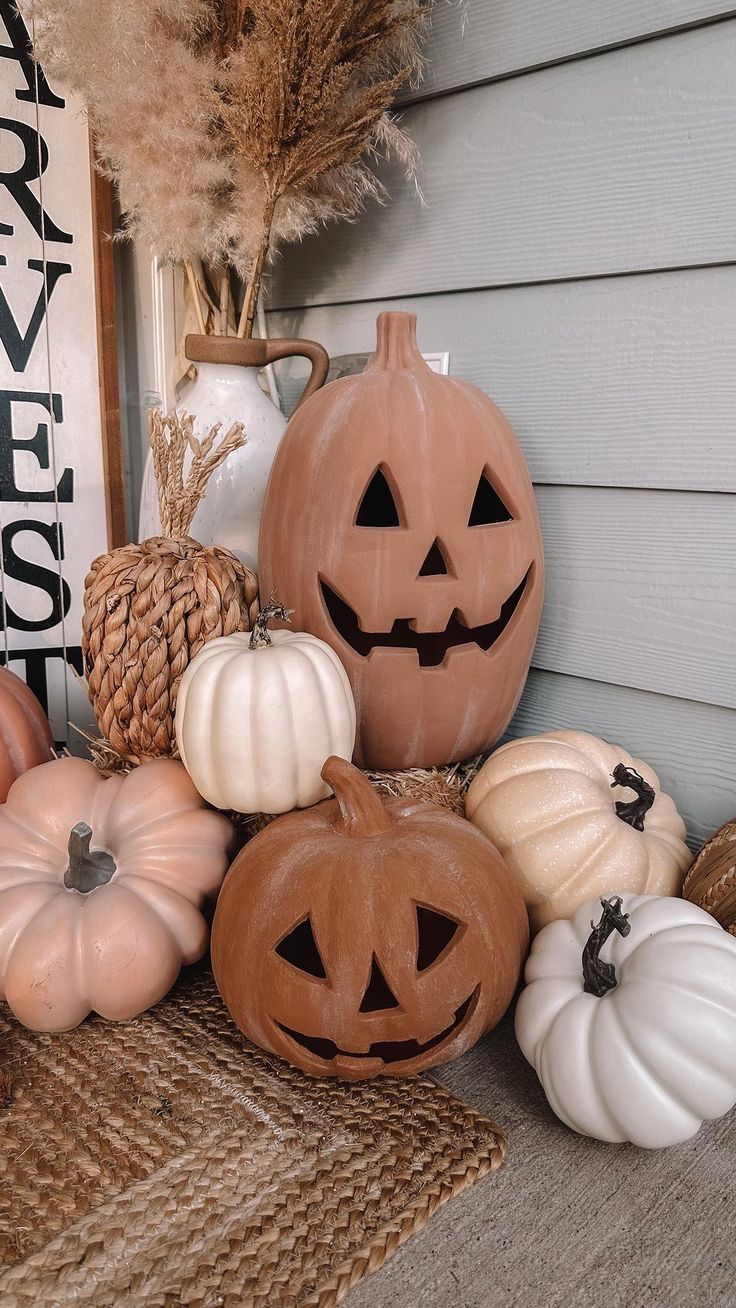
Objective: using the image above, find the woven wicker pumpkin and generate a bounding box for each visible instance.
[82,412,259,762]
[683,819,736,935]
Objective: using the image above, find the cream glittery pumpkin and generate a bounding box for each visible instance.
[466,730,691,932]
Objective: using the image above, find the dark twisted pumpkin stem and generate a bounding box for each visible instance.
[249,601,294,649]
[321,756,394,837]
[582,896,632,997]
[64,823,117,894]
[610,763,655,832]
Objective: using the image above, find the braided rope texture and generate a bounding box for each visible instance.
[0,969,506,1306]
[82,537,260,763]
[684,818,736,936]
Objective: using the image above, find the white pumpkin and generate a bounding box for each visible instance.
[175,602,356,813]
[516,892,736,1148]
[465,730,691,932]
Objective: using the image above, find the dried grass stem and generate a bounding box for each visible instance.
[150,410,247,538]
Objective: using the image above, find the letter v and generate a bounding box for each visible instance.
[0,255,71,372]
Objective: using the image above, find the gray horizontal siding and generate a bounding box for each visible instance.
[266,8,736,841]
[270,21,736,308]
[268,265,736,492]
[533,486,735,709]
[410,1,736,99]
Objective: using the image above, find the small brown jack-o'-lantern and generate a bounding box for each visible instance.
[210,756,529,1079]
[258,311,544,768]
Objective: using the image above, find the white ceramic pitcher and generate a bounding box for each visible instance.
[138,334,329,571]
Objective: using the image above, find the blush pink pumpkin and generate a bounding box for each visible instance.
[0,756,233,1031]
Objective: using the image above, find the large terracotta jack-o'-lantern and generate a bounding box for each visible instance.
[211,756,529,1079]
[259,312,544,768]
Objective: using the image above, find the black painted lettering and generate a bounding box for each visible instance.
[0,390,73,502]
[0,1,65,108]
[0,644,83,716]
[0,518,70,631]
[0,256,72,371]
[0,117,72,242]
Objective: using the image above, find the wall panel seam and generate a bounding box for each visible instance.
[527,661,735,716]
[265,259,736,317]
[400,9,736,107]
[521,666,736,715]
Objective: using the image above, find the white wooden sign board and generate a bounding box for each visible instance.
[0,1,121,747]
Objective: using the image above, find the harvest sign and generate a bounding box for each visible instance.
[0,1,121,745]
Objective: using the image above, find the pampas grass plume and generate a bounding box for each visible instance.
[24,0,429,332]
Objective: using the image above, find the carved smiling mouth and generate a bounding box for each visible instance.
[276,988,478,1065]
[320,568,532,667]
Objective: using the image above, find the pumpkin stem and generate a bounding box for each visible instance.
[64,823,117,894]
[367,312,427,372]
[610,764,656,832]
[582,896,631,997]
[249,601,294,649]
[321,756,394,837]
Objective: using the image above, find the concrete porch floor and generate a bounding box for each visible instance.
[347,1005,734,1308]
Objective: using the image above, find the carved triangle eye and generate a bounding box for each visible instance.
[356,467,402,527]
[275,916,327,978]
[468,472,513,526]
[416,906,460,971]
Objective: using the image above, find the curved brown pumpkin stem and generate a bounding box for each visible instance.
[367,312,427,373]
[321,756,394,837]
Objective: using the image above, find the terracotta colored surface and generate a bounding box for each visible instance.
[185,333,329,408]
[0,757,232,1031]
[258,311,544,769]
[684,816,736,934]
[0,666,54,803]
[211,756,529,1080]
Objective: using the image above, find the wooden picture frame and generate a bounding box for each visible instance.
[0,0,125,746]
[90,165,126,552]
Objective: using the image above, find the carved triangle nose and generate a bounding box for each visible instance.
[419,538,449,577]
[360,955,402,1012]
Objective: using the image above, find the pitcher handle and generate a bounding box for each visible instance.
[262,338,329,409]
[185,333,330,410]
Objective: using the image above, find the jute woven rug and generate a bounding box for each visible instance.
[0,967,506,1307]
